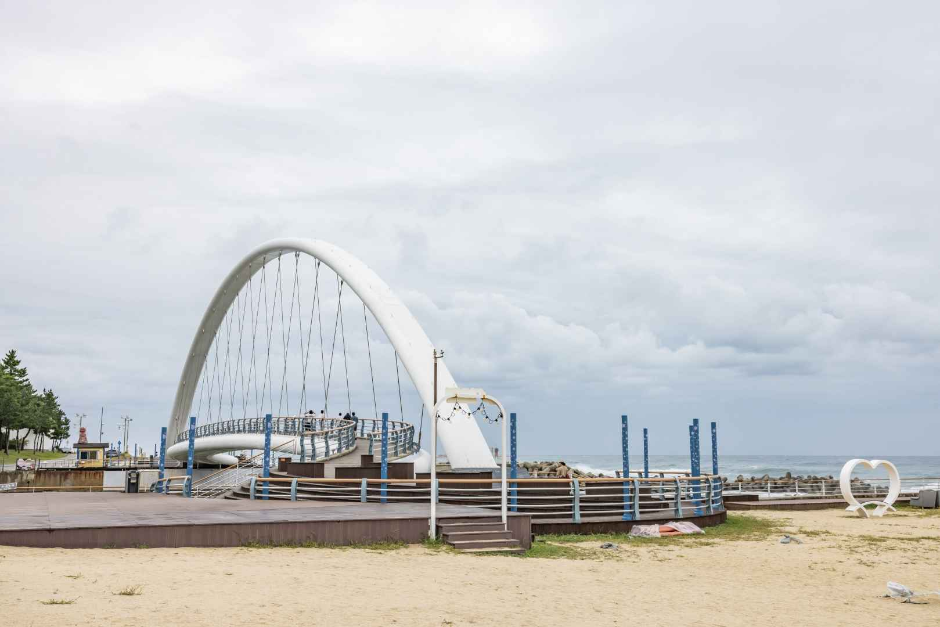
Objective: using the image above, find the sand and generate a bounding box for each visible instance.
[1,508,939,626]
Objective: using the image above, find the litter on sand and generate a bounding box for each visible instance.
[599,542,618,549]
[780,535,803,544]
[629,522,704,538]
[885,581,940,604]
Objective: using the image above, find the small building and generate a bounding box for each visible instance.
[74,442,109,468]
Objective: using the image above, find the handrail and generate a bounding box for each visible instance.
[249,475,722,485]
[175,416,356,443]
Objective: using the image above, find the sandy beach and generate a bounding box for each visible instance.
[1,507,938,627]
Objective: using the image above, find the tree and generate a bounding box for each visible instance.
[0,371,20,452]
[1,350,30,454]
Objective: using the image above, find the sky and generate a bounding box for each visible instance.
[1,2,939,458]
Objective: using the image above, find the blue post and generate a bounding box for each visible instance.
[157,427,167,493]
[185,417,195,497]
[711,421,718,476]
[381,412,388,504]
[642,427,649,479]
[300,423,306,463]
[262,414,272,500]
[360,478,368,503]
[572,477,581,524]
[690,420,702,515]
[510,412,518,512]
[249,476,257,500]
[621,415,632,520]
[290,478,298,501]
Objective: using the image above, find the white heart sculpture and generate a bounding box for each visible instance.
[839,459,900,518]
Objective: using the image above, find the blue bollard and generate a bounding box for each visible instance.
[381,412,388,504]
[643,427,649,479]
[510,412,518,512]
[262,414,272,500]
[186,417,196,497]
[157,427,167,493]
[690,420,702,515]
[621,415,632,521]
[711,421,719,476]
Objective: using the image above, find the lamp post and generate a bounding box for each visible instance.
[430,387,508,539]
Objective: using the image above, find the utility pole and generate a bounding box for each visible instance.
[432,349,444,406]
[98,407,104,442]
[117,416,132,454]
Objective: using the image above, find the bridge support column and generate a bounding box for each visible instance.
[157,427,167,493]
[262,414,272,500]
[185,417,195,497]
[510,412,518,512]
[381,412,388,504]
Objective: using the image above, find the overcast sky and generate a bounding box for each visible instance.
[1,2,938,458]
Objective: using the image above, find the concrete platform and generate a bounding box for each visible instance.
[0,492,531,549]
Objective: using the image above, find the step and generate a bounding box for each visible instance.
[438,522,506,533]
[442,530,512,542]
[447,538,521,550]
[454,546,526,555]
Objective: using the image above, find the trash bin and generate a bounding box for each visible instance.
[126,470,140,493]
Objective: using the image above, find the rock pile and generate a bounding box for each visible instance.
[518,461,609,479]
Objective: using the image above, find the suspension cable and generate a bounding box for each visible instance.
[315,261,327,416]
[338,277,351,414]
[324,277,344,414]
[278,252,299,416]
[363,303,379,422]
[231,284,248,420]
[300,259,321,415]
[394,351,405,423]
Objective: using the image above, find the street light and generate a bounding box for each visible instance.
[429,387,508,539]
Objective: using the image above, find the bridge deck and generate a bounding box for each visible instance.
[0,493,530,548]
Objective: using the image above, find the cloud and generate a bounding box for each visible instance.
[1,0,939,455]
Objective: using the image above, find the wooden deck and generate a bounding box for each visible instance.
[0,492,531,549]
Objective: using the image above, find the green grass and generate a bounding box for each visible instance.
[242,539,406,551]
[0,450,67,465]
[40,598,76,605]
[523,539,592,560]
[113,585,143,596]
[537,514,785,546]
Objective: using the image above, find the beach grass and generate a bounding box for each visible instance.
[40,598,76,605]
[241,539,406,551]
[535,513,785,547]
[113,585,143,596]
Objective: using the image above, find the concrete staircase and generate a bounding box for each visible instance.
[437,518,525,554]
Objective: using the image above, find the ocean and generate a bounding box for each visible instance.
[520,454,940,480]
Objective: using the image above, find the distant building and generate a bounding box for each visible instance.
[74,442,108,468]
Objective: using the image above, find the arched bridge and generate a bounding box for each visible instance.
[165,238,496,472]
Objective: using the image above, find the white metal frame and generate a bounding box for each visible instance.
[430,387,508,539]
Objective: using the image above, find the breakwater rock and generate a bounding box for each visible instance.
[518,461,607,479]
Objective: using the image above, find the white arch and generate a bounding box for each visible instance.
[166,238,496,470]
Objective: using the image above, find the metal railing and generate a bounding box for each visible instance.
[237,475,724,522]
[153,419,362,498]
[173,416,356,444]
[722,477,940,498]
[354,418,418,458]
